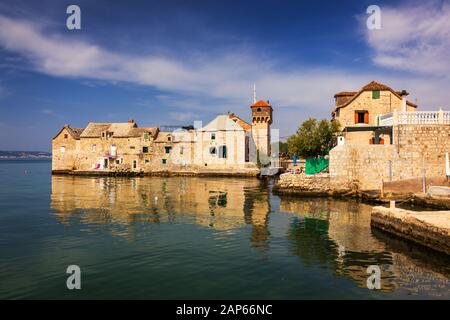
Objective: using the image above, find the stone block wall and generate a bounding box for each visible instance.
[329,144,395,190]
[330,124,450,191]
[276,173,330,192]
[392,124,450,179]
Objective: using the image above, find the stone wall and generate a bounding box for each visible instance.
[392,124,450,179]
[334,90,415,128]
[330,124,450,191]
[276,172,330,192]
[52,127,80,171]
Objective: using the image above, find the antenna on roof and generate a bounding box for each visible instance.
[253,83,256,103]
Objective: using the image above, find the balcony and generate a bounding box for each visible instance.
[378,109,450,126]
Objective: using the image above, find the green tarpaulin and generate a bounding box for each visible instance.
[305,158,329,175]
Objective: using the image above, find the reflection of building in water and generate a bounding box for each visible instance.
[51,176,270,247]
[281,198,450,294]
[243,181,271,250]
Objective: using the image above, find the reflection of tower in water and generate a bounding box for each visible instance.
[50,176,271,238]
[243,180,271,251]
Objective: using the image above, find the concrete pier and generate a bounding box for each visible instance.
[371,206,450,255]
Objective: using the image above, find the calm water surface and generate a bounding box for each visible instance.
[0,160,449,299]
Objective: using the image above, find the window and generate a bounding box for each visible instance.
[165,146,171,154]
[132,160,137,169]
[110,144,117,156]
[60,146,65,153]
[180,147,184,155]
[143,146,149,153]
[116,160,120,164]
[92,144,96,152]
[162,159,167,164]
[145,159,150,164]
[218,145,227,159]
[144,132,149,141]
[130,146,135,149]
[355,111,369,124]
[372,90,380,99]
[102,132,105,138]
[64,134,68,139]
[211,133,216,140]
[167,136,171,141]
[257,107,261,112]
[209,147,216,155]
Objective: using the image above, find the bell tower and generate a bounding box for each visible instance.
[251,99,273,161]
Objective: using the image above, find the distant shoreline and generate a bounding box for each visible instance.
[0,151,51,160]
[0,158,51,161]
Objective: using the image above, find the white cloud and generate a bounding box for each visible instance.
[0,14,371,108]
[0,11,449,138]
[169,112,197,122]
[365,2,450,76]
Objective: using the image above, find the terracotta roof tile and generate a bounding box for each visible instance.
[251,99,271,107]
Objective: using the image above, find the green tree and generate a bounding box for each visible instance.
[287,118,340,158]
[277,141,288,156]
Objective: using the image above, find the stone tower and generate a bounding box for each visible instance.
[251,100,273,161]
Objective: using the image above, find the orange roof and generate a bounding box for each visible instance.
[228,112,252,131]
[251,99,271,107]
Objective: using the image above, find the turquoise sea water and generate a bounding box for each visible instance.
[0,160,449,299]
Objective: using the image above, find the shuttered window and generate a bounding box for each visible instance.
[355,111,369,124]
[372,90,380,99]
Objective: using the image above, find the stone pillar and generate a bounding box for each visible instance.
[393,109,398,126]
[438,107,444,124]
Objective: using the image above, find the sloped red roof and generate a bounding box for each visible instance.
[251,99,271,107]
[228,113,252,131]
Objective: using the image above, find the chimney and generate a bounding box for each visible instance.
[128,118,135,124]
[400,90,408,112]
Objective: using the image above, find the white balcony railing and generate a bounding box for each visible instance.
[378,109,450,126]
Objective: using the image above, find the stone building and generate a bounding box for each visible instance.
[332,81,417,145]
[329,119,450,190]
[52,99,273,175]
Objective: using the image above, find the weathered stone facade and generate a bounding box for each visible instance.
[276,172,330,193]
[332,81,417,145]
[52,101,273,176]
[330,124,450,190]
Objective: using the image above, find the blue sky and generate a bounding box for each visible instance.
[0,0,449,151]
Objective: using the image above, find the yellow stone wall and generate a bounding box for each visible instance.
[52,128,80,171]
[330,124,450,190]
[334,90,416,128]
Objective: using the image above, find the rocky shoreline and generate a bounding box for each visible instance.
[273,172,450,209]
